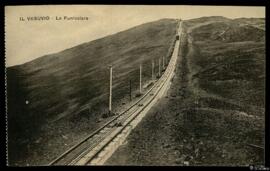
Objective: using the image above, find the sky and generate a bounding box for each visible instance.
[5,5,265,67]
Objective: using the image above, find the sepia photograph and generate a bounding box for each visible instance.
[4,4,266,167]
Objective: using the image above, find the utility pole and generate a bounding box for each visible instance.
[158,58,161,77]
[152,60,155,80]
[162,56,165,69]
[129,80,132,101]
[109,65,112,114]
[139,64,142,94]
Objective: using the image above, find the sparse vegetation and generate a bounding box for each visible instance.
[7,19,178,166]
[106,16,265,166]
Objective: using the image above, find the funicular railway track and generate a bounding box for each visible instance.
[49,20,183,166]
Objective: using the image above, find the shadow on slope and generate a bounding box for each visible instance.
[7,18,178,165]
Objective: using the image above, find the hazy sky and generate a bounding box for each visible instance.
[5,5,265,67]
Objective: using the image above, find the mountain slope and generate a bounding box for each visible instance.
[233,18,265,30]
[187,17,265,107]
[106,17,265,166]
[7,18,178,165]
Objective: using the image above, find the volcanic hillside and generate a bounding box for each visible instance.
[106,16,265,166]
[185,16,265,107]
[7,19,178,165]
